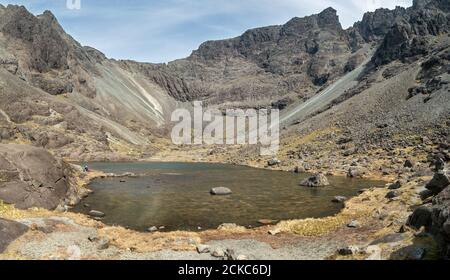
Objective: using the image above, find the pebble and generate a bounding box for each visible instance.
[347,220,361,228]
[147,226,158,232]
[268,229,281,236]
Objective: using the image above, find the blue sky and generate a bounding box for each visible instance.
[0,0,412,63]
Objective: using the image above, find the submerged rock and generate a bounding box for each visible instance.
[88,210,105,218]
[300,173,330,187]
[258,219,278,225]
[332,196,347,203]
[210,187,232,195]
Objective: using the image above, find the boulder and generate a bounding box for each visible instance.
[433,158,445,172]
[0,144,74,210]
[210,187,232,195]
[347,167,365,178]
[332,196,347,203]
[386,191,400,199]
[404,159,415,168]
[425,171,450,195]
[267,159,281,167]
[407,205,433,230]
[388,181,402,190]
[0,218,28,253]
[300,173,330,187]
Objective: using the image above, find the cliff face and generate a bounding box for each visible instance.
[159,8,356,106]
[372,0,450,66]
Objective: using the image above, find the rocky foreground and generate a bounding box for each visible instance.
[0,142,449,260]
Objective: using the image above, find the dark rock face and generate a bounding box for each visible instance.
[426,171,450,195]
[353,7,408,42]
[408,171,450,259]
[0,7,69,72]
[0,218,28,253]
[159,7,353,105]
[0,144,72,210]
[372,1,450,66]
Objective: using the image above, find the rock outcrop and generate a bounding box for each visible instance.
[0,144,74,209]
[408,169,450,259]
[372,0,450,66]
[0,218,28,253]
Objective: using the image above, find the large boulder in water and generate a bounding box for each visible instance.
[0,218,28,253]
[0,144,73,210]
[300,173,330,187]
[210,187,232,195]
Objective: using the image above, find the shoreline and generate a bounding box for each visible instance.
[2,154,435,260]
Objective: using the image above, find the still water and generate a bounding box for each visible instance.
[72,162,384,231]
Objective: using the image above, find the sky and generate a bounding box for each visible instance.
[0,0,413,63]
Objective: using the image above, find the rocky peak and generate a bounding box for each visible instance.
[352,6,407,42]
[413,0,434,9]
[317,7,341,29]
[372,0,450,66]
[282,7,342,37]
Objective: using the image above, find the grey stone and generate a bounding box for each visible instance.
[300,173,330,187]
[267,159,281,167]
[210,187,232,195]
[88,210,105,218]
[347,220,361,228]
[332,196,347,203]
